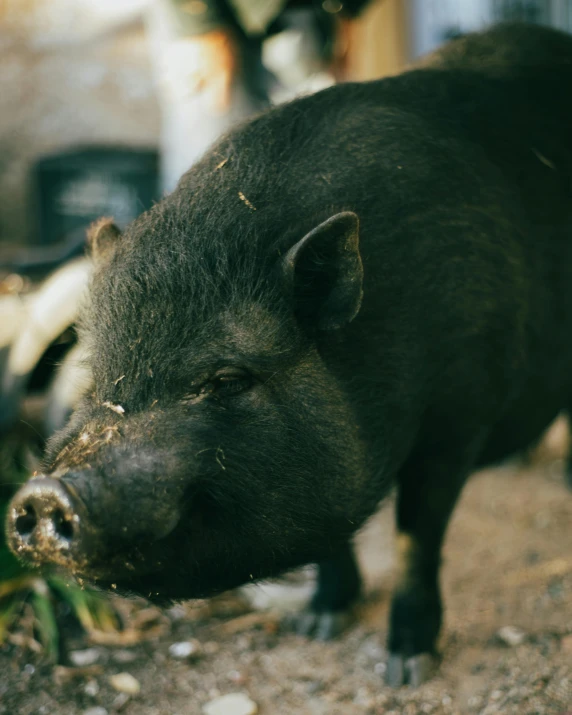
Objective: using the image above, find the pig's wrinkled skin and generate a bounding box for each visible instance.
[7,24,572,686]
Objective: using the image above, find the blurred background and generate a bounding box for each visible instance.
[2,0,572,250]
[1,2,572,714]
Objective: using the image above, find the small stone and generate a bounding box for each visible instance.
[202,692,258,715]
[353,686,373,707]
[227,670,246,685]
[359,636,386,660]
[83,709,108,715]
[168,640,202,660]
[84,680,100,697]
[70,649,101,667]
[111,650,137,664]
[167,605,187,621]
[112,693,130,712]
[235,636,253,652]
[497,626,526,647]
[109,672,141,695]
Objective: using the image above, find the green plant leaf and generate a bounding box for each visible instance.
[31,586,59,662]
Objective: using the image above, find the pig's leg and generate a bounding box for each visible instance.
[294,542,362,640]
[386,454,470,687]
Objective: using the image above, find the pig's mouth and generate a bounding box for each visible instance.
[6,476,246,600]
[7,477,330,602]
[63,513,247,601]
[6,474,184,588]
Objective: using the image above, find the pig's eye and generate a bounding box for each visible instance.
[213,373,253,397]
[182,371,253,405]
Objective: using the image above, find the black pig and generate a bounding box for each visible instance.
[7,24,572,686]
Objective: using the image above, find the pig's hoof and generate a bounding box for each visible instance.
[290,609,353,640]
[385,652,435,688]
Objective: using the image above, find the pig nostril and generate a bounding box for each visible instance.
[53,509,74,541]
[15,505,37,537]
[8,478,83,562]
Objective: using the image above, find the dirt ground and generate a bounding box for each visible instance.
[1,418,572,715]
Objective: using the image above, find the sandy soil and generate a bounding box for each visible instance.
[1,419,572,715]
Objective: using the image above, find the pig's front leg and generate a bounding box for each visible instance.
[385,446,474,687]
[294,541,362,640]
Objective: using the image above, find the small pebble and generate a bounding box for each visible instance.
[227,670,246,685]
[235,636,253,652]
[497,626,526,647]
[112,693,130,711]
[359,636,386,660]
[168,640,202,660]
[111,650,137,664]
[84,680,100,697]
[70,649,101,667]
[202,692,258,715]
[353,686,373,707]
[83,709,108,715]
[167,605,187,622]
[109,672,141,695]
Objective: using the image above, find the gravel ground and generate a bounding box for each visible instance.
[1,418,572,715]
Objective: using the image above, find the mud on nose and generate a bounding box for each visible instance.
[6,477,84,567]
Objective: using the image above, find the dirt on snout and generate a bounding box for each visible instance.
[1,418,572,715]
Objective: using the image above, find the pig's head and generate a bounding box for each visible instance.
[6,194,368,601]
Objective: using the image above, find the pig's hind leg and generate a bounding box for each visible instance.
[385,443,477,687]
[292,541,362,640]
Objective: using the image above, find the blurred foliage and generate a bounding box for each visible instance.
[0,433,120,661]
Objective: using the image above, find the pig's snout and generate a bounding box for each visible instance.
[6,477,89,569]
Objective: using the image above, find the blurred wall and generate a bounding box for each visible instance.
[0,0,160,245]
[351,0,409,80]
[0,0,403,246]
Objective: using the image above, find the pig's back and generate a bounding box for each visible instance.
[188,22,572,249]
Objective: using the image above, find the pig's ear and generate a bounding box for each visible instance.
[87,217,121,264]
[282,211,363,331]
